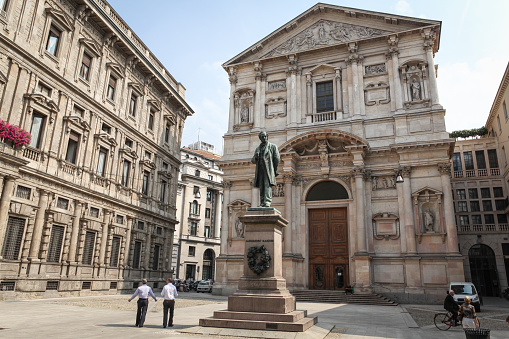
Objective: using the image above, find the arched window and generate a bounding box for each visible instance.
[306,181,348,201]
[191,200,198,214]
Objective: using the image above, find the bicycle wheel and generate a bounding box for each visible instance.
[434,313,452,331]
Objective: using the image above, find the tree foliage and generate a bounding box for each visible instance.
[449,127,488,139]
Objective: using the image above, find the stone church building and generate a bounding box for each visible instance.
[215,3,463,303]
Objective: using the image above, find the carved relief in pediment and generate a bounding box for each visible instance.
[264,20,388,58]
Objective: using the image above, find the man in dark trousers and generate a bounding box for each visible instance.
[444,290,460,326]
[128,279,157,327]
[251,131,280,207]
[161,278,178,328]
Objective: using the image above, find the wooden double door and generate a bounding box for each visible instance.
[309,208,349,290]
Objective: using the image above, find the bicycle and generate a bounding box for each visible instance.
[434,312,480,331]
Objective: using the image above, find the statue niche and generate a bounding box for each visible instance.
[400,61,431,109]
[412,187,445,243]
[233,88,255,131]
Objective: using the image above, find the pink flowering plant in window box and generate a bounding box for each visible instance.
[0,120,31,148]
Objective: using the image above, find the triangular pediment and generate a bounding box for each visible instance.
[79,38,102,57]
[308,63,337,74]
[45,8,73,31]
[224,3,441,67]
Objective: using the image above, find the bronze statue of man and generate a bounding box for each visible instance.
[252,131,280,207]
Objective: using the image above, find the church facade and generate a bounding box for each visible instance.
[215,4,464,303]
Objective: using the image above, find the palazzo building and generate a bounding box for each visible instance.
[215,3,464,303]
[0,0,192,298]
[172,143,222,281]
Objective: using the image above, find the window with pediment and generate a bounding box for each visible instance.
[146,100,160,133]
[29,111,46,149]
[305,64,342,122]
[64,130,80,164]
[40,8,73,67]
[75,38,101,87]
[0,0,12,25]
[92,128,117,183]
[104,62,124,106]
[126,82,143,119]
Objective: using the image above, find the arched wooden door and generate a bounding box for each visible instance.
[309,208,349,290]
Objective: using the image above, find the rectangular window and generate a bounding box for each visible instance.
[468,188,479,199]
[206,191,212,201]
[122,160,131,187]
[204,226,210,238]
[29,113,45,149]
[494,187,504,198]
[90,207,99,218]
[57,197,69,210]
[47,225,65,263]
[482,200,493,211]
[208,175,213,181]
[459,215,469,226]
[82,231,96,265]
[472,215,482,224]
[504,101,508,120]
[116,215,124,224]
[80,52,92,80]
[1,0,9,11]
[148,110,155,130]
[488,149,499,168]
[457,201,468,212]
[125,138,133,148]
[1,216,26,260]
[137,221,144,230]
[316,81,334,113]
[142,170,150,195]
[495,199,506,210]
[110,281,118,289]
[38,82,52,96]
[190,222,197,236]
[485,214,495,224]
[46,25,61,56]
[475,150,486,169]
[129,94,137,116]
[498,214,508,224]
[452,153,462,171]
[110,236,121,267]
[144,151,151,160]
[65,131,80,164]
[165,123,170,143]
[498,115,502,133]
[205,208,211,218]
[189,246,196,256]
[156,227,162,235]
[97,147,107,177]
[152,244,160,270]
[101,123,111,134]
[470,201,480,212]
[132,241,142,269]
[463,152,474,170]
[16,185,31,199]
[481,188,491,198]
[107,75,116,101]
[46,281,59,291]
[456,189,466,200]
[73,105,84,117]
[162,162,168,170]
[160,180,166,202]
[82,281,91,289]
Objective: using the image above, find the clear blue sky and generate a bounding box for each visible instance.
[109,0,509,154]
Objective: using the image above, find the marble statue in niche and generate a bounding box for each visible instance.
[410,78,421,101]
[240,105,249,123]
[423,209,434,232]
[235,217,245,238]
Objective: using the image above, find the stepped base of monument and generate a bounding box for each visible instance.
[228,294,296,313]
[199,310,317,332]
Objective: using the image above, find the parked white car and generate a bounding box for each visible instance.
[450,282,481,312]
[197,280,213,293]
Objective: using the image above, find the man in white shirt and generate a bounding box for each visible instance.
[161,278,178,328]
[128,279,157,327]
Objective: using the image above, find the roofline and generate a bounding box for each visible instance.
[182,147,221,161]
[485,62,509,129]
[222,2,441,69]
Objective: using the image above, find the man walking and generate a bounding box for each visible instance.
[128,279,157,327]
[161,278,178,328]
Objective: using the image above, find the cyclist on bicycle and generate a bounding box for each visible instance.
[444,290,460,326]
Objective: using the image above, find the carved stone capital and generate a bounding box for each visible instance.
[222,180,232,189]
[438,162,451,175]
[363,169,372,181]
[282,172,295,183]
[351,166,365,178]
[400,166,411,178]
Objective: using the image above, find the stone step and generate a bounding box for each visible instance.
[291,291,398,306]
[199,315,317,332]
[213,310,307,322]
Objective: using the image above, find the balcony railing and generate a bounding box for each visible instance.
[454,168,500,178]
[457,223,508,233]
[312,111,337,123]
[23,147,40,161]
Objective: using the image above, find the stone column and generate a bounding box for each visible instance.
[220,181,231,254]
[357,58,366,116]
[162,228,170,271]
[99,209,111,265]
[351,60,359,117]
[288,55,298,126]
[306,73,312,116]
[335,68,343,113]
[283,172,294,255]
[254,63,262,128]
[39,212,54,262]
[439,163,459,253]
[0,176,16,257]
[0,61,19,121]
[67,200,83,264]
[122,217,134,267]
[402,167,417,254]
[387,35,404,112]
[28,189,49,261]
[214,192,222,239]
[396,174,407,253]
[249,178,258,208]
[143,224,152,269]
[424,42,440,108]
[354,168,367,254]
[228,68,237,132]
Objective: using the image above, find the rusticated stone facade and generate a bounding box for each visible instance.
[215,3,464,304]
[0,0,192,298]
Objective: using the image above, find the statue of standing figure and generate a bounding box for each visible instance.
[411,78,421,101]
[424,209,435,232]
[251,131,280,207]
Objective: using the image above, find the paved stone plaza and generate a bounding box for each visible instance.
[1,293,508,338]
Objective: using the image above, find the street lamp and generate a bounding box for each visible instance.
[396,170,404,183]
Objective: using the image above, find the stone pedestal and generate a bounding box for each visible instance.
[200,208,316,332]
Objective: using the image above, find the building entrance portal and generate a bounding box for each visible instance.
[309,208,349,290]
